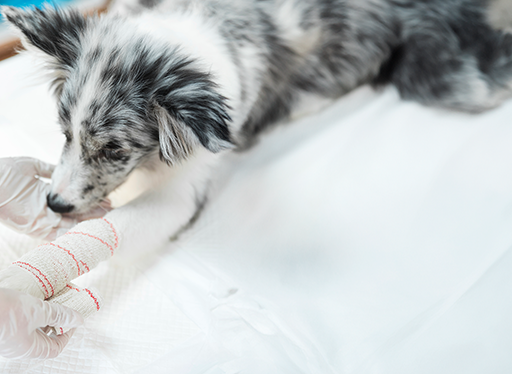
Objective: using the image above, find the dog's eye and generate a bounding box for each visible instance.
[98,149,127,161]
[64,132,72,142]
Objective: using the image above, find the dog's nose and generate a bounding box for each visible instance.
[47,193,75,214]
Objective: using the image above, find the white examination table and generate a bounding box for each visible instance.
[0,54,512,374]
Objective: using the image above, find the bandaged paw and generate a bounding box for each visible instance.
[0,218,117,324]
[6,218,118,299]
[47,283,102,335]
[0,268,102,335]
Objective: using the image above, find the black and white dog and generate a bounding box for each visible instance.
[2,0,512,256]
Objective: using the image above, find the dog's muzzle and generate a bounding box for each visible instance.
[47,193,75,214]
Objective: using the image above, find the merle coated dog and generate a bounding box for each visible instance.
[2,0,512,257]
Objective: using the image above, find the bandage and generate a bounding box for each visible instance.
[48,283,103,335]
[7,218,118,323]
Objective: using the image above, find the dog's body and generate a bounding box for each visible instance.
[3,0,512,255]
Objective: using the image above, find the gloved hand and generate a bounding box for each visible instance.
[0,288,84,359]
[0,157,110,241]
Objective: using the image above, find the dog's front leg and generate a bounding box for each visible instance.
[0,149,222,302]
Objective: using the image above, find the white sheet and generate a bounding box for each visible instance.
[1,54,512,373]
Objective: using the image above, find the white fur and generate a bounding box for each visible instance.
[106,148,222,258]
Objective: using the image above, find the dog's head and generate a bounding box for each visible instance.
[2,6,233,213]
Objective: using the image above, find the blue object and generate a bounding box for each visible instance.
[1,0,72,7]
[0,0,76,23]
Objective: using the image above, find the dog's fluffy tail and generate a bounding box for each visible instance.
[375,0,512,112]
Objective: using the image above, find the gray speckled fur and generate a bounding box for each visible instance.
[3,0,512,213]
[116,0,512,142]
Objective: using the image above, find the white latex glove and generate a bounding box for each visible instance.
[0,157,110,240]
[0,288,84,359]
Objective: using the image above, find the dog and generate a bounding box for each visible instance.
[2,0,512,268]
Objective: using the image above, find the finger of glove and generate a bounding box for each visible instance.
[26,204,64,240]
[29,328,75,359]
[42,301,84,330]
[30,159,55,179]
[24,182,65,240]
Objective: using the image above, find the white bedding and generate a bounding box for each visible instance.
[1,54,512,373]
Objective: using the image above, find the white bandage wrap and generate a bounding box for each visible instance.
[48,283,103,335]
[8,218,118,322]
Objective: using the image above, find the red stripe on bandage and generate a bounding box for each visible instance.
[12,262,52,298]
[84,288,100,310]
[47,243,82,276]
[65,284,81,292]
[102,218,119,249]
[80,260,90,272]
[64,232,114,256]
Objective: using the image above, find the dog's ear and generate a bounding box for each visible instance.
[1,6,86,69]
[154,64,234,164]
[153,101,201,165]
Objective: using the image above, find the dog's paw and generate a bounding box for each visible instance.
[0,266,46,300]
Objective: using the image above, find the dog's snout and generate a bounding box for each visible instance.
[47,193,75,214]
